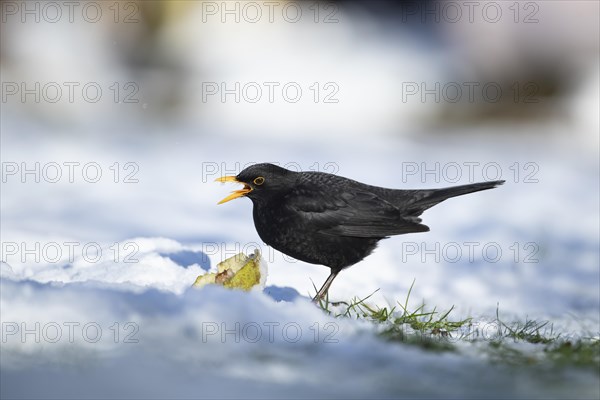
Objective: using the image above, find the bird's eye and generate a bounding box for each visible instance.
[253,176,265,186]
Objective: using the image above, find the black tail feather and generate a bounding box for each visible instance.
[428,180,504,203]
[406,180,504,215]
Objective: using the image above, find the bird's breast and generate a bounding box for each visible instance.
[251,202,379,270]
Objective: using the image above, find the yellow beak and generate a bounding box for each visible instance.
[215,176,252,204]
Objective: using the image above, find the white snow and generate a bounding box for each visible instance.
[1,128,598,398]
[1,1,599,397]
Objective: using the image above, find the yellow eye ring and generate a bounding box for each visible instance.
[253,176,265,185]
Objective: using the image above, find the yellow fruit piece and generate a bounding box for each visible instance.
[223,257,261,291]
[192,250,265,291]
[217,253,248,274]
[192,272,216,288]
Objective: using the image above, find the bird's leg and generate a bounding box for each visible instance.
[312,270,340,303]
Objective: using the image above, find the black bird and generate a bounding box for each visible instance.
[216,163,504,301]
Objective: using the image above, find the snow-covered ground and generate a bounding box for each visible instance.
[1,124,599,398]
[1,1,599,397]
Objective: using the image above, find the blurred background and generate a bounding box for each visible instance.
[1,1,599,397]
[0,0,600,398]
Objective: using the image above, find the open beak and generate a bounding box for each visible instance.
[215,176,252,204]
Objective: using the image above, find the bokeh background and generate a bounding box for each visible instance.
[1,1,599,398]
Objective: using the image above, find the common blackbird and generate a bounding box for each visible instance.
[216,163,504,301]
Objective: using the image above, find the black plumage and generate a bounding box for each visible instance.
[217,163,504,301]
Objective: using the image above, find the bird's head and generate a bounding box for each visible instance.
[216,163,295,204]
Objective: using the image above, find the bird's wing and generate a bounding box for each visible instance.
[288,189,429,238]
